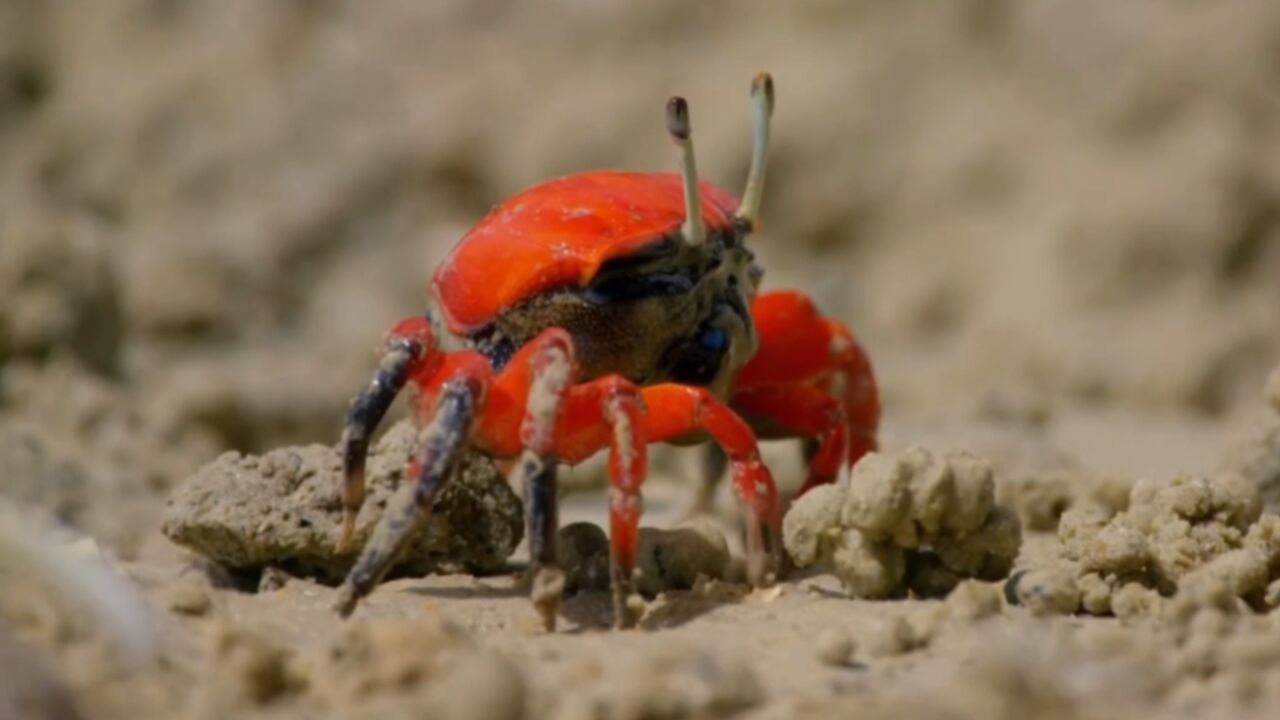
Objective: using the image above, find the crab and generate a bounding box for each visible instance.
[332,73,879,629]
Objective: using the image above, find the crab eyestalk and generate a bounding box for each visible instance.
[666,96,705,246]
[736,72,775,232]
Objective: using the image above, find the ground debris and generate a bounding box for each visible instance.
[783,447,1022,599]
[162,420,522,583]
[1012,469,1280,618]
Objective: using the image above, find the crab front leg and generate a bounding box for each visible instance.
[640,385,783,585]
[337,315,447,553]
[731,385,850,494]
[490,364,778,625]
[700,291,879,503]
[487,329,581,631]
[334,318,493,616]
[472,329,650,630]
[551,382,780,613]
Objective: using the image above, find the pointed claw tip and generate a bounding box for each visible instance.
[539,606,558,633]
[531,566,565,633]
[333,584,358,618]
[665,96,691,140]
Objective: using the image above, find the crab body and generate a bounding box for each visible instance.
[334,75,880,629]
[436,171,760,402]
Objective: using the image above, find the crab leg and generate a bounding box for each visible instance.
[505,331,575,632]
[536,375,650,628]
[703,291,879,504]
[482,333,650,629]
[337,316,440,552]
[730,385,850,495]
[823,317,880,466]
[333,364,488,617]
[639,385,781,586]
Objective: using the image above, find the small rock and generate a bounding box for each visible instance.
[557,522,610,593]
[815,629,854,667]
[162,421,523,583]
[635,519,730,597]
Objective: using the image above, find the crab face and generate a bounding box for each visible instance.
[580,214,763,397]
[461,197,761,400]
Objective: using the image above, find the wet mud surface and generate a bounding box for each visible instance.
[4,2,1280,719]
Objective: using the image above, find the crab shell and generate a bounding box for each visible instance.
[431,170,761,397]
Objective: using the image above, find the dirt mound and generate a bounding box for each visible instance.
[785,446,1021,598]
[162,421,522,583]
[1011,470,1280,617]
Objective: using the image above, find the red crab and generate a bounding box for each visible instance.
[333,73,879,629]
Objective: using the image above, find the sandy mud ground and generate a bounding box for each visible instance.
[3,2,1280,719]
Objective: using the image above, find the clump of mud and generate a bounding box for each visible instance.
[1010,470,1280,618]
[162,420,522,583]
[783,447,1022,598]
[556,519,731,597]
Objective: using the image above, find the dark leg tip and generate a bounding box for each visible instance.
[610,566,644,629]
[333,583,360,618]
[530,565,565,632]
[612,588,644,630]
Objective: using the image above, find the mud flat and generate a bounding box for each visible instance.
[5,1,1280,718]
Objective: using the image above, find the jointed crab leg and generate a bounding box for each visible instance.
[485,330,651,629]
[639,384,781,585]
[730,385,850,494]
[506,332,575,631]
[338,316,438,552]
[554,376,650,628]
[824,317,879,466]
[334,372,486,617]
[691,291,880,515]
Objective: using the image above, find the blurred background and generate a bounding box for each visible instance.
[2,0,1279,556]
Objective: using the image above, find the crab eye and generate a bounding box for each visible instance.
[699,326,729,352]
